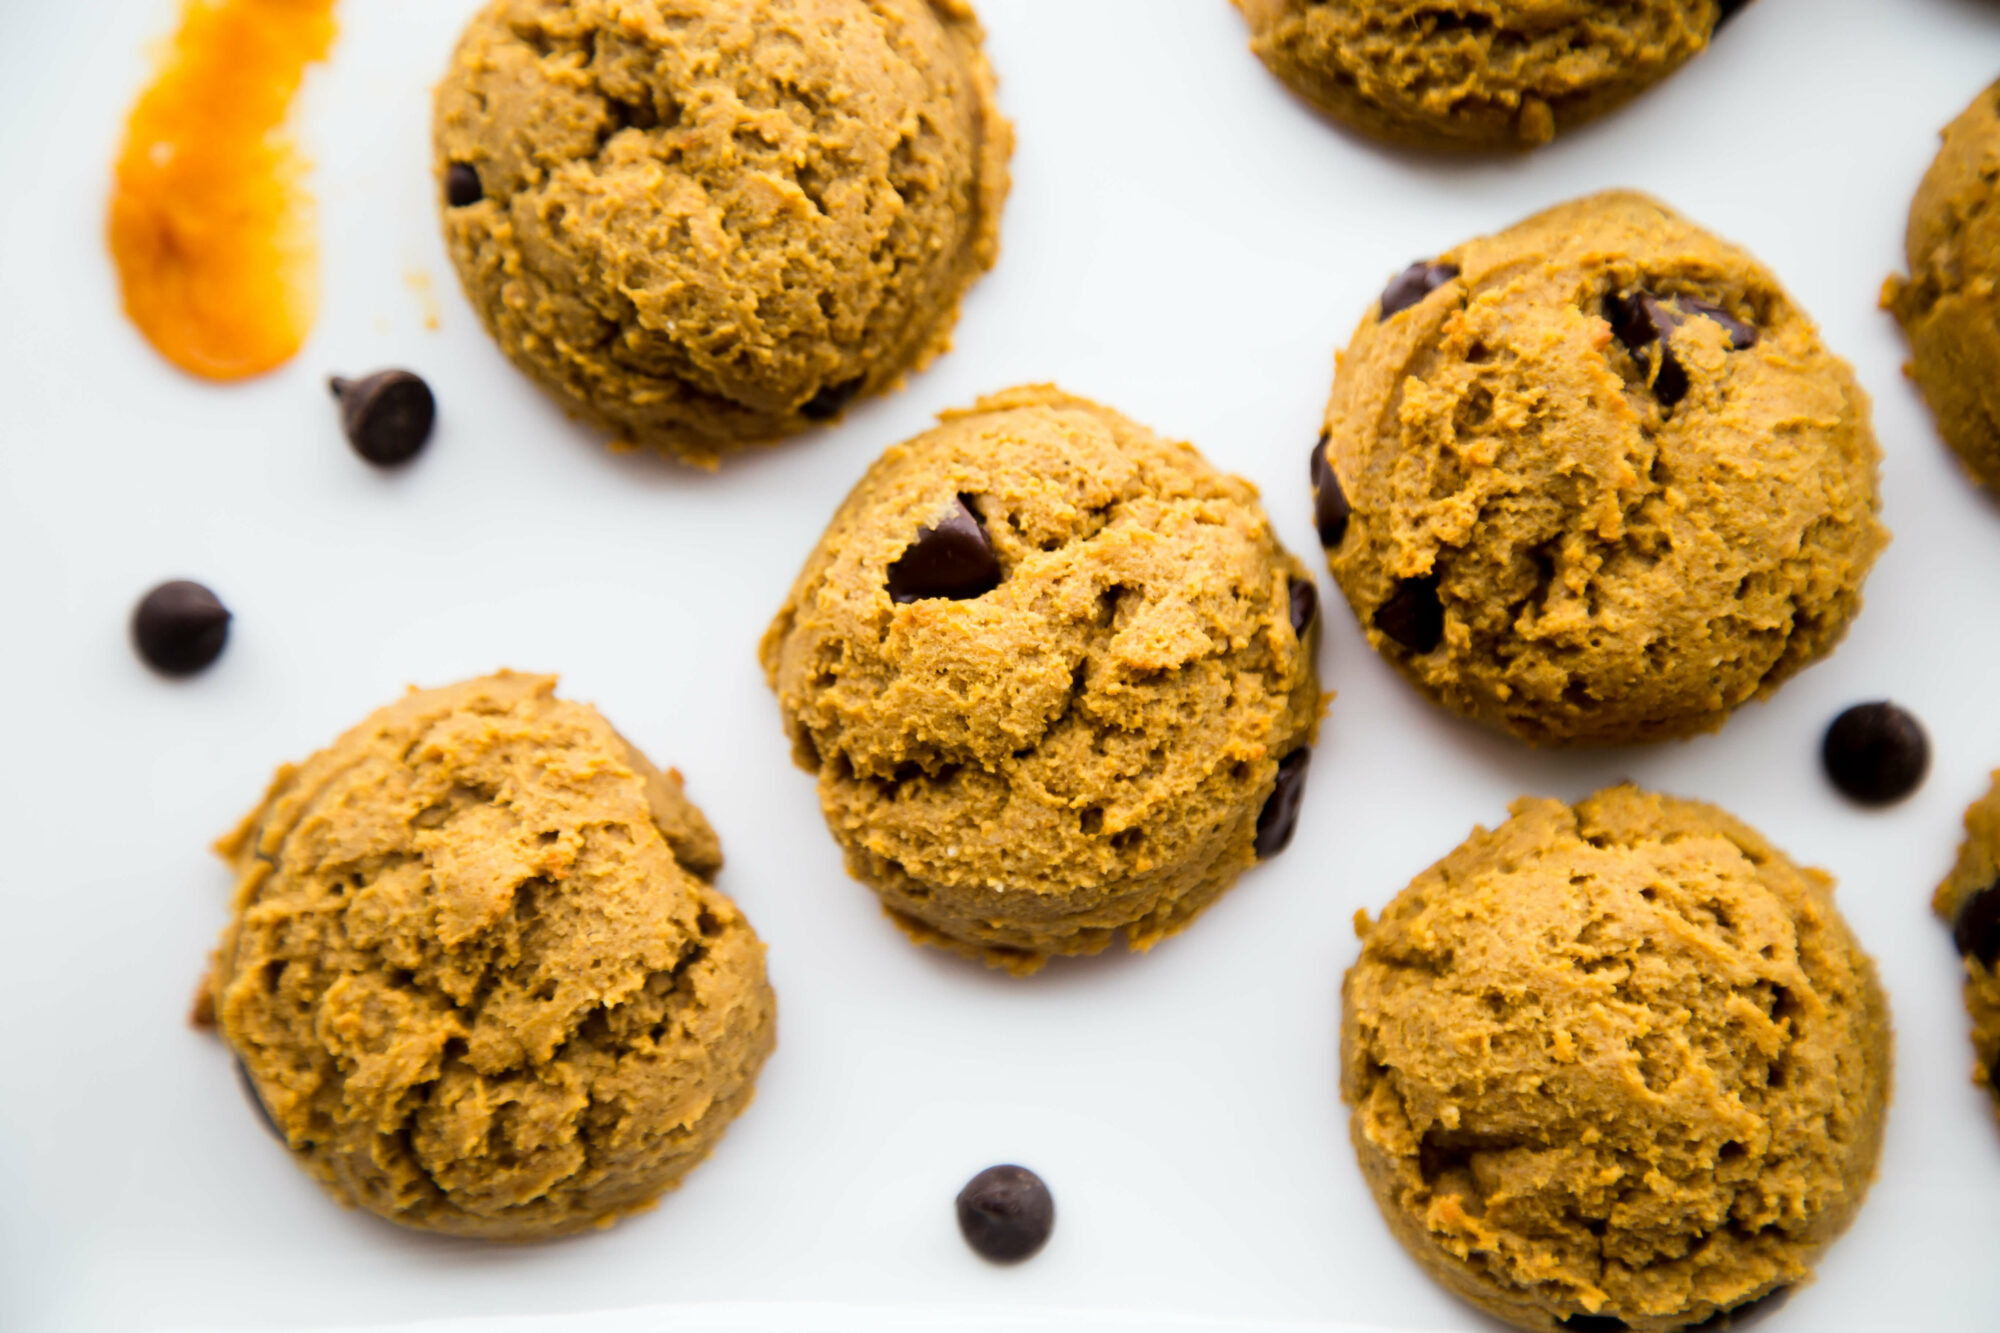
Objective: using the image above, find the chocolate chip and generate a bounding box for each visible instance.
[1686,1287,1793,1330]
[132,580,231,676]
[1558,1317,1627,1332]
[1254,748,1312,859]
[887,495,1001,604]
[445,162,482,207]
[1822,701,1930,805]
[1606,290,1758,410]
[1378,260,1459,321]
[236,1059,285,1145]
[1714,0,1752,28]
[800,375,865,421]
[1373,576,1443,653]
[330,370,436,467]
[1311,432,1351,547]
[1288,578,1318,637]
[1954,881,2000,970]
[955,1164,1053,1263]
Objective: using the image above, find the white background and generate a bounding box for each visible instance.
[2,1,1998,1330]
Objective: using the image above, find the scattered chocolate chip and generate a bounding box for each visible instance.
[1714,0,1752,28]
[800,375,865,421]
[1288,578,1318,637]
[1373,575,1443,653]
[956,1164,1054,1263]
[1558,1317,1627,1332]
[445,162,482,207]
[1378,260,1459,321]
[1311,432,1351,547]
[1954,881,2000,970]
[887,495,1002,604]
[1822,701,1930,805]
[1254,748,1312,859]
[1605,290,1757,411]
[236,1060,285,1145]
[330,370,436,467]
[132,580,231,676]
[1686,1287,1793,1330]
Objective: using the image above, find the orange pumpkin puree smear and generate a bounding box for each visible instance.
[108,0,337,380]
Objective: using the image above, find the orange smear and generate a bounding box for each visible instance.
[108,0,337,381]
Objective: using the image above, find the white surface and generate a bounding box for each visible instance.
[2,1,1998,1330]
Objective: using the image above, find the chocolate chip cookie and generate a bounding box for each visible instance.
[1344,785,1891,1332]
[1316,190,1886,746]
[198,672,775,1239]
[761,385,1323,973]
[434,0,1011,466]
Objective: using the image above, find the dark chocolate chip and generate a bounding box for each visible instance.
[1954,880,2000,970]
[800,375,865,421]
[1558,1317,1627,1332]
[955,1164,1054,1263]
[1311,432,1351,547]
[235,1060,285,1145]
[1254,748,1312,859]
[1606,290,1757,411]
[132,580,231,676]
[444,162,483,207]
[1686,1287,1793,1330]
[1822,701,1930,805]
[1714,0,1752,28]
[330,370,436,467]
[1288,578,1318,637]
[1378,260,1460,321]
[887,495,1001,604]
[1678,296,1759,351]
[1373,575,1443,653]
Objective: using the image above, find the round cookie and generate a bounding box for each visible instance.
[199,672,775,1239]
[760,385,1323,974]
[1934,772,2000,1119]
[1316,190,1886,746]
[1885,78,2000,492]
[1343,785,1891,1333]
[433,0,1011,467]
[1233,0,1748,151]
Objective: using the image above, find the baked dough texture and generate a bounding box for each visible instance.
[1886,78,2000,492]
[1933,772,2000,1118]
[434,0,1011,466]
[202,672,775,1240]
[1234,0,1730,151]
[761,385,1323,974]
[1319,190,1886,746]
[1342,785,1891,1333]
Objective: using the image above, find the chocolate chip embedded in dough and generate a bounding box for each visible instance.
[1378,260,1460,320]
[1374,575,1443,653]
[1954,881,2000,970]
[444,162,482,207]
[886,495,1002,604]
[1254,748,1312,859]
[1288,578,1318,636]
[1311,433,1351,548]
[800,375,865,421]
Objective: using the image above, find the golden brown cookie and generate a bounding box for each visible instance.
[200,672,775,1240]
[1343,785,1891,1333]
[1233,0,1746,151]
[433,0,1011,466]
[1934,772,2000,1120]
[1315,190,1886,746]
[761,385,1323,974]
[1886,78,2000,492]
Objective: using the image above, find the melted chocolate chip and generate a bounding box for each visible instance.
[236,1060,285,1145]
[1374,576,1443,653]
[1254,748,1312,859]
[1558,1317,1626,1332]
[1822,702,1930,805]
[887,496,1001,604]
[1686,1287,1793,1330]
[800,375,865,421]
[956,1165,1054,1263]
[1311,432,1351,547]
[1955,881,2000,970]
[444,162,482,207]
[330,370,436,466]
[1606,290,1758,410]
[1378,260,1460,320]
[1288,578,1318,636]
[132,580,231,676]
